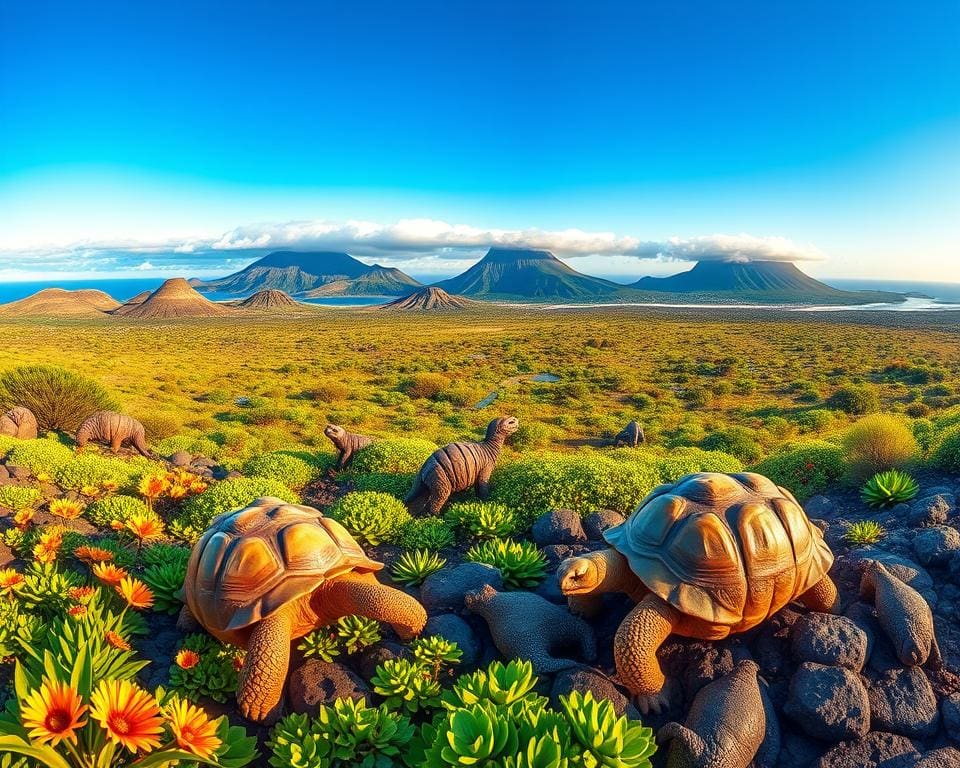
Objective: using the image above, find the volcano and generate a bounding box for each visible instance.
[379,287,477,310]
[0,288,120,318]
[123,278,233,319]
[237,289,305,311]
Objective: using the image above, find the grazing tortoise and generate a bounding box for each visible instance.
[0,406,38,439]
[614,420,644,448]
[406,416,519,515]
[76,411,153,457]
[558,472,836,714]
[181,497,427,722]
[323,424,372,470]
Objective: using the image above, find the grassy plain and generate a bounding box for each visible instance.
[1,306,959,468]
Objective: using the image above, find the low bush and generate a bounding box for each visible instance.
[0,364,116,432]
[351,438,437,474]
[931,424,960,473]
[445,501,518,539]
[829,383,880,415]
[0,486,40,511]
[396,517,456,551]
[700,426,762,463]
[135,410,183,439]
[5,437,74,475]
[178,476,300,530]
[53,452,144,491]
[465,538,547,588]
[348,471,415,498]
[843,413,918,478]
[401,372,451,400]
[243,449,321,489]
[86,494,151,527]
[326,491,411,546]
[391,549,446,586]
[752,440,849,500]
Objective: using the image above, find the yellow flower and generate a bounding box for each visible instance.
[115,577,154,610]
[165,697,222,758]
[33,543,58,565]
[189,479,208,494]
[124,513,164,542]
[101,480,119,492]
[49,498,85,520]
[89,679,164,754]
[20,679,87,747]
[35,472,51,484]
[0,568,25,596]
[105,631,132,651]
[38,529,63,549]
[175,649,200,670]
[68,585,96,603]
[167,484,189,500]
[12,508,34,529]
[138,474,169,500]
[80,485,101,498]
[92,562,128,586]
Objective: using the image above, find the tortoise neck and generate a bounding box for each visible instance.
[594,548,644,597]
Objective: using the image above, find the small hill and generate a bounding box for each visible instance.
[0,288,120,317]
[111,290,152,316]
[433,248,626,300]
[302,265,423,297]
[380,287,477,311]
[236,289,305,311]
[195,251,396,294]
[123,278,233,319]
[632,261,906,304]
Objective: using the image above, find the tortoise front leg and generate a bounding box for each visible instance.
[615,594,678,715]
[798,574,838,613]
[326,572,427,640]
[237,604,294,722]
[475,467,493,500]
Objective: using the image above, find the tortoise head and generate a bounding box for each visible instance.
[324,424,346,440]
[487,416,519,440]
[558,555,601,596]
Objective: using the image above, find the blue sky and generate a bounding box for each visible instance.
[0,0,957,282]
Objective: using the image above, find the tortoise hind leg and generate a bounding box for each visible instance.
[798,574,839,613]
[237,604,295,723]
[615,594,678,715]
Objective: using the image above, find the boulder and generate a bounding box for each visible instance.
[918,748,960,768]
[531,509,587,545]
[805,495,839,518]
[582,510,626,540]
[420,563,503,613]
[169,451,193,467]
[6,465,30,481]
[909,494,955,528]
[814,731,921,768]
[288,660,370,713]
[792,612,868,671]
[942,693,960,744]
[550,666,638,719]
[423,613,481,667]
[868,666,939,739]
[784,662,870,742]
[357,642,410,681]
[843,601,881,661]
[913,526,960,566]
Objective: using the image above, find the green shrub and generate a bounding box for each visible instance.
[86,494,150,527]
[244,450,321,489]
[0,364,116,432]
[0,486,40,511]
[465,539,547,589]
[53,453,143,491]
[326,491,411,546]
[350,472,415,498]
[396,517,456,551]
[860,469,920,508]
[844,520,886,546]
[445,501,518,539]
[335,614,382,654]
[351,438,438,474]
[931,424,960,473]
[5,438,74,475]
[135,411,183,439]
[843,414,918,478]
[142,557,189,614]
[402,373,451,400]
[655,447,744,478]
[371,657,442,714]
[752,440,849,501]
[154,434,221,459]
[178,476,299,530]
[169,633,244,703]
[701,427,762,463]
[829,383,880,415]
[391,549,446,586]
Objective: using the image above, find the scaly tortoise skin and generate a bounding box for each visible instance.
[76,411,152,457]
[323,424,372,470]
[614,420,644,448]
[0,407,38,440]
[558,472,837,715]
[406,416,519,515]
[181,497,427,722]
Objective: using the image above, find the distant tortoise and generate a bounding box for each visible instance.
[76,411,153,457]
[405,416,519,515]
[558,472,836,714]
[0,407,38,440]
[180,497,427,722]
[323,424,372,470]
[614,420,644,448]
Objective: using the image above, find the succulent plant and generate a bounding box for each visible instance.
[844,520,886,546]
[445,501,518,539]
[371,657,442,714]
[411,636,463,675]
[860,469,920,508]
[336,614,382,654]
[560,690,657,768]
[396,517,456,551]
[390,549,446,587]
[141,559,187,614]
[443,660,538,709]
[297,629,341,662]
[464,539,547,589]
[168,633,244,703]
[326,491,412,546]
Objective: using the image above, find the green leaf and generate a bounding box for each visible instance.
[0,735,72,768]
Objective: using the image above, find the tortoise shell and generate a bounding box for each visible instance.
[604,472,833,631]
[183,497,382,641]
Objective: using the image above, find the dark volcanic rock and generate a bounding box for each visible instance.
[357,642,410,681]
[918,747,960,767]
[169,451,193,467]
[844,601,882,661]
[784,662,871,742]
[582,510,626,540]
[943,693,960,744]
[913,526,960,566]
[531,509,587,545]
[550,666,638,719]
[420,563,503,612]
[805,495,839,518]
[910,494,955,527]
[792,612,868,671]
[814,731,921,768]
[423,614,480,667]
[288,661,370,713]
[868,666,940,739]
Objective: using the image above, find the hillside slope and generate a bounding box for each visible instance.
[380,286,476,310]
[301,266,422,297]
[0,288,119,317]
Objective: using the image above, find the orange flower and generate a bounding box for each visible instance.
[138,474,169,500]
[189,479,208,494]
[74,545,114,564]
[0,568,25,596]
[33,543,59,565]
[68,585,96,603]
[165,697,222,759]
[124,513,163,542]
[49,499,85,519]
[89,679,164,754]
[20,679,87,747]
[101,480,119,492]
[175,649,200,670]
[13,508,34,529]
[115,577,154,610]
[167,484,189,501]
[92,562,128,586]
[68,604,87,619]
[105,631,132,651]
[38,529,63,549]
[80,485,101,498]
